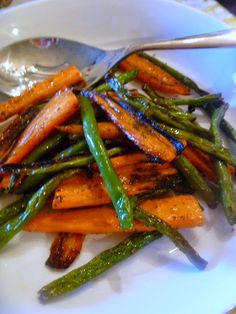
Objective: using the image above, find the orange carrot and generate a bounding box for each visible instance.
[57,122,123,139]
[119,54,190,96]
[183,146,217,183]
[52,162,178,209]
[46,233,85,269]
[184,146,236,180]
[25,194,204,233]
[4,89,79,164]
[91,152,151,170]
[0,66,83,122]
[87,93,181,162]
[0,89,79,189]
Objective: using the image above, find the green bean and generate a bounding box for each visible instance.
[143,84,206,122]
[105,74,210,139]
[133,206,207,270]
[143,84,183,112]
[174,155,217,208]
[139,52,236,144]
[54,139,88,160]
[159,123,236,167]
[0,195,32,227]
[94,70,138,93]
[0,169,82,250]
[38,231,161,302]
[215,161,236,225]
[210,105,236,225]
[7,133,65,192]
[204,101,236,144]
[133,96,210,138]
[80,95,133,229]
[140,88,196,122]
[173,94,220,107]
[210,105,228,145]
[25,133,65,163]
[38,189,207,301]
[15,140,89,194]
[0,147,124,176]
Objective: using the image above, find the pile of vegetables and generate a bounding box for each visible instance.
[0,52,235,302]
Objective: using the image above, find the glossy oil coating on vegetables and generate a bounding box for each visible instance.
[0,51,235,303]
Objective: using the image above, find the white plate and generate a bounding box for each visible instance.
[0,1,236,313]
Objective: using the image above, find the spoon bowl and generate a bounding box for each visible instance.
[0,28,236,96]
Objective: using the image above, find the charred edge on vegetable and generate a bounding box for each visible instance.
[81,90,185,157]
[0,105,41,147]
[0,106,42,163]
[105,74,186,154]
[0,155,90,175]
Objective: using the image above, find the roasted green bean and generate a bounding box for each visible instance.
[210,105,236,225]
[174,155,217,208]
[0,147,124,176]
[38,231,162,302]
[80,95,133,229]
[0,169,82,250]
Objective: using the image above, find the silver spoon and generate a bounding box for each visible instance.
[0,28,236,97]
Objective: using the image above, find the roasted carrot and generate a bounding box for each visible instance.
[26,194,204,233]
[52,162,178,209]
[0,106,42,163]
[0,115,21,162]
[183,146,217,183]
[82,92,180,162]
[183,146,236,181]
[91,152,151,170]
[57,122,123,139]
[119,54,190,96]
[0,89,79,190]
[0,66,83,122]
[4,89,79,165]
[46,233,85,269]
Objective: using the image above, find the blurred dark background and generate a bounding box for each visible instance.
[218,0,236,15]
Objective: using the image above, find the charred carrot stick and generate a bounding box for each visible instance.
[119,54,190,96]
[46,233,85,269]
[0,66,83,122]
[57,122,124,139]
[0,89,79,190]
[52,162,179,209]
[81,91,180,163]
[4,89,79,165]
[183,146,217,183]
[0,106,42,163]
[25,194,204,233]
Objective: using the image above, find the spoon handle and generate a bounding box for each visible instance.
[129,28,236,53]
